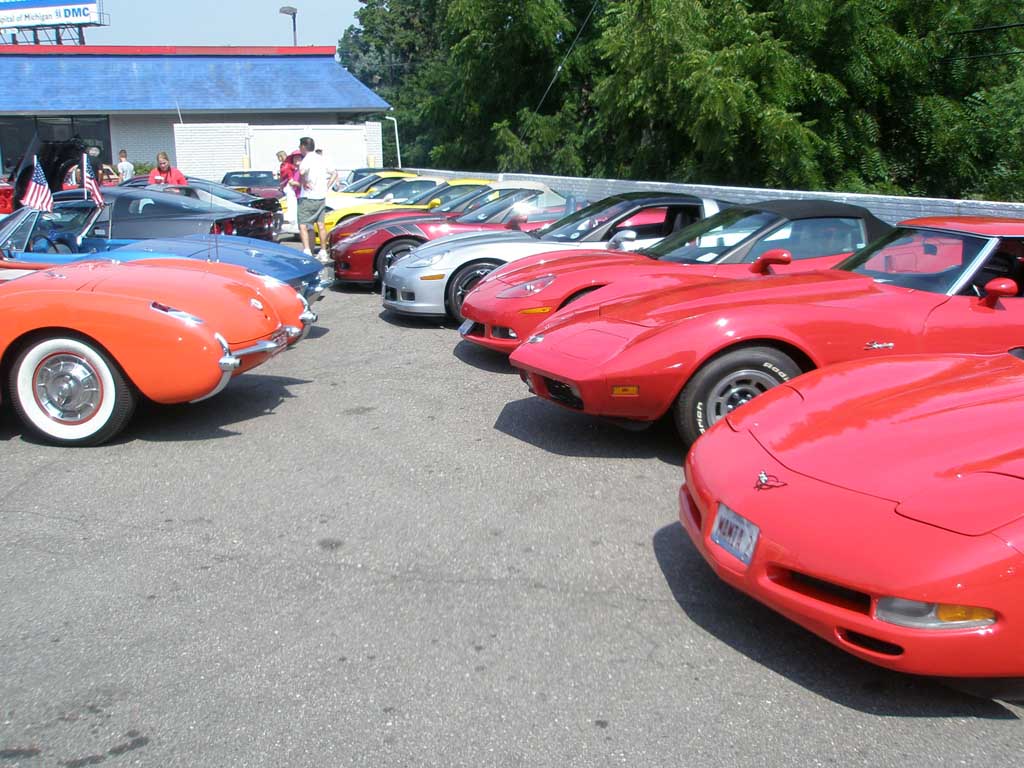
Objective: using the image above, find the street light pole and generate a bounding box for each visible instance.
[279,6,297,46]
[384,115,401,169]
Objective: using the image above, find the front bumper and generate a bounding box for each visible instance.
[381,266,451,317]
[680,427,1024,679]
[331,241,377,283]
[191,328,290,402]
[459,290,544,354]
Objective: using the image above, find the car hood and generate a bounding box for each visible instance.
[597,270,891,326]
[493,251,669,284]
[11,261,283,345]
[746,354,1024,536]
[415,228,535,255]
[116,235,321,279]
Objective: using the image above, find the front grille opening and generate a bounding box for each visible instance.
[774,569,872,615]
[400,290,416,301]
[839,629,904,657]
[492,326,518,340]
[544,378,583,410]
[464,322,485,338]
[682,484,702,529]
[384,286,398,300]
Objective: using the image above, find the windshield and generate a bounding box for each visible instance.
[539,198,644,242]
[186,179,256,204]
[367,179,439,201]
[643,209,781,263]
[409,183,486,207]
[342,174,387,193]
[222,171,275,186]
[835,227,990,293]
[454,190,541,224]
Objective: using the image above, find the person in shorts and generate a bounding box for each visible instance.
[297,137,329,260]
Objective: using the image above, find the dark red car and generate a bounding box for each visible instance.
[330,187,573,284]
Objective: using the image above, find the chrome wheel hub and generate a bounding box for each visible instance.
[34,354,101,423]
[706,369,778,425]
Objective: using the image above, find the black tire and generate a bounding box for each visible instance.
[560,286,602,308]
[375,237,422,281]
[445,260,502,322]
[674,346,802,445]
[8,335,137,446]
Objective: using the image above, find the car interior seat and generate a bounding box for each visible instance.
[970,250,1024,296]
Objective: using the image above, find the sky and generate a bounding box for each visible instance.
[86,0,361,47]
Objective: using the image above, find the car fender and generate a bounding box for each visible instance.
[0,290,226,404]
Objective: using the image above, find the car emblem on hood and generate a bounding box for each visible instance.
[527,334,544,344]
[755,471,787,490]
[250,298,264,311]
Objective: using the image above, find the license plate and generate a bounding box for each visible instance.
[458,318,474,335]
[710,504,759,565]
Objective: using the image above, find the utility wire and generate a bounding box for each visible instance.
[947,21,1024,36]
[532,0,601,115]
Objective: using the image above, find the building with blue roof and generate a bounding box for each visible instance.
[0,45,391,179]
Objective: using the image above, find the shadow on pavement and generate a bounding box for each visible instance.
[123,374,313,443]
[494,397,684,465]
[305,325,330,340]
[377,309,459,331]
[453,340,516,375]
[652,521,1020,718]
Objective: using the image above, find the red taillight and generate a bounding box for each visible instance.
[211,220,235,236]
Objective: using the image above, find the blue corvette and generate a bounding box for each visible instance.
[0,205,331,302]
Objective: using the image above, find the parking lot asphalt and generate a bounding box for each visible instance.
[3,278,1024,767]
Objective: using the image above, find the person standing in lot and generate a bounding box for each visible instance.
[297,136,330,261]
[116,149,134,183]
[148,152,186,185]
[277,149,301,230]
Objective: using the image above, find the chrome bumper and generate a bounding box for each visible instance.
[191,330,288,403]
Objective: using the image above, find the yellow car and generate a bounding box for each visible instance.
[325,170,416,205]
[320,177,491,239]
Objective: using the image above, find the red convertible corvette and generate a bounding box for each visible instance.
[461,201,891,353]
[0,259,314,446]
[682,351,1024,695]
[511,216,1024,444]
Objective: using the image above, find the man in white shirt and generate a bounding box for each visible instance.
[297,136,330,261]
[116,149,135,183]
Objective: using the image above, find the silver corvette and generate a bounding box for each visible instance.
[381,192,726,321]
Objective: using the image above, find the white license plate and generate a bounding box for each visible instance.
[710,504,760,565]
[458,318,474,335]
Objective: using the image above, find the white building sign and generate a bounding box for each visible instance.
[0,0,98,28]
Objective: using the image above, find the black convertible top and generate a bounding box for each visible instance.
[739,199,892,241]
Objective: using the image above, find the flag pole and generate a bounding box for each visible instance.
[82,153,88,201]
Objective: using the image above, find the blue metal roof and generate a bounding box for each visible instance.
[0,49,390,114]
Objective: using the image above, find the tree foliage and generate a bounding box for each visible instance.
[339,0,1024,200]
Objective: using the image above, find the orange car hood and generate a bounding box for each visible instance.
[7,261,281,345]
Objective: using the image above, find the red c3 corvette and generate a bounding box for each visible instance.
[461,201,891,353]
[0,259,315,446]
[511,216,1024,444]
[682,351,1024,696]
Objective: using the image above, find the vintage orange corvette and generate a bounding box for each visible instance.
[0,258,316,446]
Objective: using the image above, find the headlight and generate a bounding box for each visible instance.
[344,230,374,244]
[150,301,204,326]
[404,252,445,269]
[875,597,996,630]
[497,274,556,298]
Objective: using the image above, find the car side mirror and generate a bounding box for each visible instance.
[749,248,793,275]
[980,277,1017,307]
[506,212,528,230]
[608,229,637,251]
[426,198,442,209]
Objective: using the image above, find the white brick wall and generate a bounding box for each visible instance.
[364,122,383,167]
[109,115,177,170]
[173,123,251,181]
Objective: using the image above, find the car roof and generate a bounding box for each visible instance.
[898,216,1024,237]
[728,199,893,241]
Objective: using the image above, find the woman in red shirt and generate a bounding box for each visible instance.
[278,149,302,230]
[147,152,187,185]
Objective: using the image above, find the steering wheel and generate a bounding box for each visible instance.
[29,236,59,254]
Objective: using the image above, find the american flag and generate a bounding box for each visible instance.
[20,158,53,212]
[82,154,104,206]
